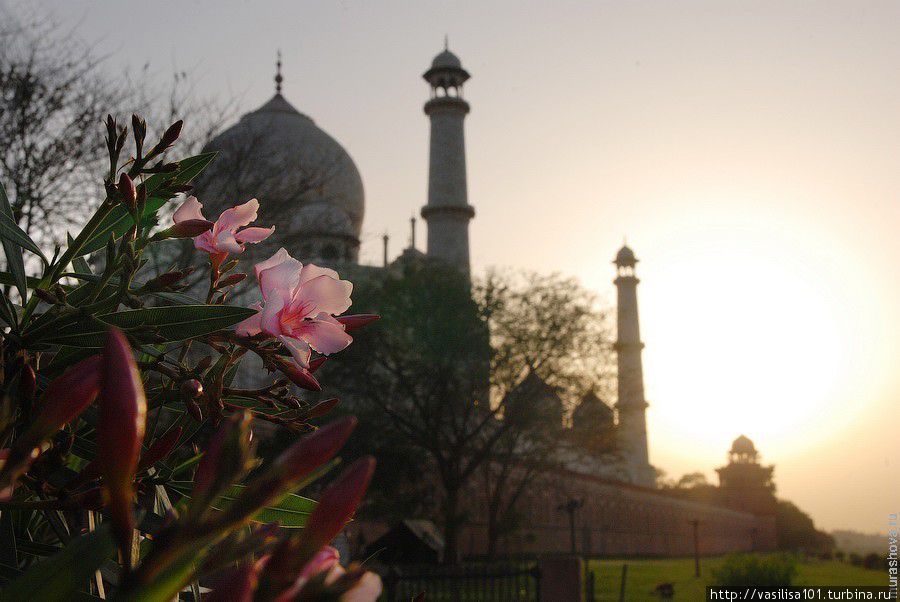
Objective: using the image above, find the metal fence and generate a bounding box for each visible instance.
[380,562,542,601]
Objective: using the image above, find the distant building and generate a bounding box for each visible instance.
[716,435,777,517]
[193,45,475,274]
[193,46,777,557]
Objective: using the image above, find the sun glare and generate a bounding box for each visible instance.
[613,204,888,471]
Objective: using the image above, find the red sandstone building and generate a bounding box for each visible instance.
[353,247,778,560]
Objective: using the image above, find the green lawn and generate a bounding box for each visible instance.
[586,556,885,601]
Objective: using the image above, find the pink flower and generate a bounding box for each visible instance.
[236,248,353,369]
[173,196,274,257]
[276,546,382,602]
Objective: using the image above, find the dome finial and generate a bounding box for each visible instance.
[274,49,284,95]
[444,34,449,51]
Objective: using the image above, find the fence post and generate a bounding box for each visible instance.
[585,568,596,602]
[539,556,584,602]
[618,563,628,602]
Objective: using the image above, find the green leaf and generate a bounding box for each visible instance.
[77,153,216,256]
[0,524,114,601]
[141,152,217,193]
[147,291,203,305]
[170,483,317,528]
[47,305,257,347]
[0,180,31,303]
[0,270,42,289]
[0,215,45,261]
[76,196,167,256]
[44,345,98,377]
[68,234,93,275]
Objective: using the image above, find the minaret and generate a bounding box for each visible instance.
[613,245,655,487]
[420,42,475,273]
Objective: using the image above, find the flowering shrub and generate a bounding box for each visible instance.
[0,116,380,600]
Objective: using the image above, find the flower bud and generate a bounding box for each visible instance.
[117,173,137,212]
[115,126,128,155]
[195,356,213,373]
[161,120,183,147]
[180,379,204,400]
[142,269,191,292]
[306,398,339,420]
[20,355,101,448]
[218,273,247,288]
[192,411,252,512]
[131,114,146,148]
[222,417,357,527]
[155,271,186,288]
[308,356,328,373]
[220,259,240,274]
[272,417,356,483]
[335,314,380,332]
[105,115,116,145]
[98,327,147,567]
[50,284,67,304]
[34,288,61,305]
[162,219,214,240]
[278,360,321,392]
[138,426,183,471]
[300,457,375,555]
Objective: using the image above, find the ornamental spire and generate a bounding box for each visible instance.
[275,50,283,95]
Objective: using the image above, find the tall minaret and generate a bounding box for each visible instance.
[613,245,655,488]
[420,43,475,273]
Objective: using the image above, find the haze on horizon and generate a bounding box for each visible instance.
[8,0,898,534]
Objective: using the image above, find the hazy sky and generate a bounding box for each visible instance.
[12,0,899,533]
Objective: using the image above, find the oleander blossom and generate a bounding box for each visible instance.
[280,546,382,601]
[236,248,353,369]
[173,196,274,258]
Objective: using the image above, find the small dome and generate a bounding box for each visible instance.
[431,49,462,70]
[572,391,614,427]
[730,435,757,455]
[614,245,638,267]
[392,246,428,269]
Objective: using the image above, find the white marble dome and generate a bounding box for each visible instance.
[192,93,364,263]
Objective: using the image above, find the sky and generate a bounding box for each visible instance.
[10,0,899,534]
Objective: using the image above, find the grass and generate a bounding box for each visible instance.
[586,555,886,601]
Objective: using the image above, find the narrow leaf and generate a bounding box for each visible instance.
[78,153,216,256]
[170,483,317,528]
[1,524,115,602]
[0,180,29,302]
[47,305,257,347]
[68,234,92,275]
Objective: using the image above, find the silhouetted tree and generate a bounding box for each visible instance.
[329,267,614,562]
[477,272,615,557]
[325,265,489,563]
[0,7,233,247]
[776,500,835,553]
